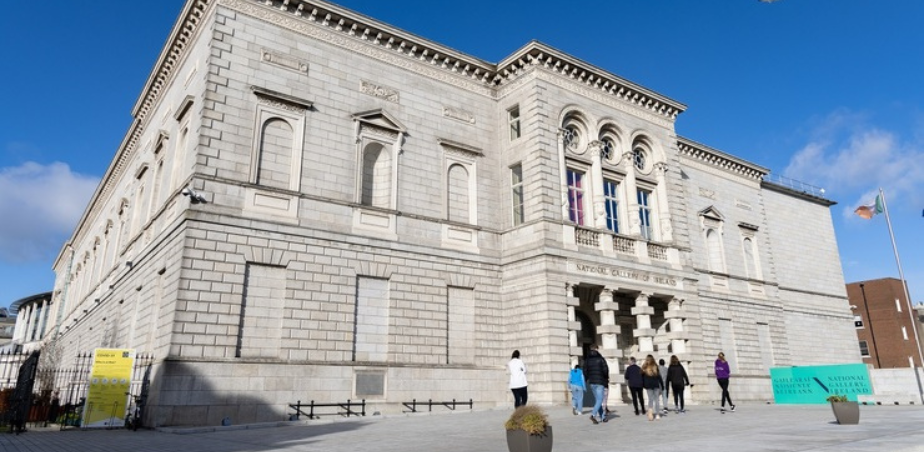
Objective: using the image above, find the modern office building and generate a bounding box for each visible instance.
[6,292,52,353]
[847,278,923,369]
[44,0,859,426]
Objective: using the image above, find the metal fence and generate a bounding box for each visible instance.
[0,350,154,429]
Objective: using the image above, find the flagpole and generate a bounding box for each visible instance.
[878,188,924,404]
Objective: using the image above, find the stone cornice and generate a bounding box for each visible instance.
[677,136,768,181]
[496,41,686,122]
[67,0,212,249]
[226,1,686,126]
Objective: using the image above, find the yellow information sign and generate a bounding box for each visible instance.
[82,348,135,428]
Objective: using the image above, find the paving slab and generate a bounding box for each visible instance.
[2,403,924,452]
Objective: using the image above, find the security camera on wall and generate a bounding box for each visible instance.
[181,186,207,204]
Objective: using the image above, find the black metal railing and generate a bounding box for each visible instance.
[288,399,366,420]
[402,398,472,413]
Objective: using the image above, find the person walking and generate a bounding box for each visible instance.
[624,357,645,415]
[658,358,669,415]
[508,350,528,408]
[568,364,586,415]
[641,355,664,421]
[584,346,610,424]
[715,352,735,411]
[666,355,691,413]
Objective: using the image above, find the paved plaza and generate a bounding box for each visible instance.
[2,403,924,451]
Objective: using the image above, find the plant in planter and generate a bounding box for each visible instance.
[504,405,553,452]
[826,394,859,425]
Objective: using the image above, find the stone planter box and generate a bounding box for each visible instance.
[830,401,860,425]
[506,425,553,452]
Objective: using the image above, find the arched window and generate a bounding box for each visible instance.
[256,118,294,190]
[361,142,391,208]
[447,164,470,223]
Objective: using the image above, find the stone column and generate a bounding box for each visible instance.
[25,303,38,343]
[557,130,571,221]
[37,299,51,342]
[653,162,673,242]
[566,283,582,368]
[594,287,624,404]
[621,151,640,238]
[13,304,29,343]
[665,298,686,354]
[588,141,606,230]
[632,293,656,353]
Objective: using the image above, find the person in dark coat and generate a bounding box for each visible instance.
[583,346,609,424]
[666,354,691,413]
[624,356,645,415]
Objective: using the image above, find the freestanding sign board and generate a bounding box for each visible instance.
[770,363,872,404]
[82,348,136,428]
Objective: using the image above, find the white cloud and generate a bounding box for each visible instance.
[0,162,99,263]
[783,111,924,218]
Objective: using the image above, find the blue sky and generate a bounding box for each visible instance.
[2,0,922,309]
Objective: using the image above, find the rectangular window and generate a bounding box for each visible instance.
[448,286,475,365]
[637,188,652,240]
[603,179,619,233]
[903,326,909,340]
[896,298,902,312]
[511,164,525,226]
[859,340,870,357]
[567,168,585,225]
[354,276,390,362]
[238,263,285,359]
[508,106,521,141]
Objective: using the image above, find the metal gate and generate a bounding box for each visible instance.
[5,351,39,434]
[0,350,155,432]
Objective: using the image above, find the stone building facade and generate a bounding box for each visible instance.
[46,0,859,426]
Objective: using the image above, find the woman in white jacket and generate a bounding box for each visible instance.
[507,350,528,408]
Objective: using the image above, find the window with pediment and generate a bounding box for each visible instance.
[739,224,763,280]
[700,207,726,273]
[250,87,309,192]
[353,109,405,211]
[440,139,481,225]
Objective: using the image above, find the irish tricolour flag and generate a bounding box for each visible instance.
[854,195,883,219]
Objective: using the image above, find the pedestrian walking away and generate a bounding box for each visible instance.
[584,345,609,424]
[508,350,528,408]
[568,364,586,415]
[624,356,645,416]
[715,352,735,411]
[658,358,669,415]
[666,354,691,413]
[641,355,664,420]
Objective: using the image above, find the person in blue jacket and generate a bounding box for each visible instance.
[568,364,586,415]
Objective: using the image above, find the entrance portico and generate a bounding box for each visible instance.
[565,264,692,404]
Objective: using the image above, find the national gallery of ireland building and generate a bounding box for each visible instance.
[45,0,860,426]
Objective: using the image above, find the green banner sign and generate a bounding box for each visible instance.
[770,363,871,404]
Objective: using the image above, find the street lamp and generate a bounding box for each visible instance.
[859,283,882,368]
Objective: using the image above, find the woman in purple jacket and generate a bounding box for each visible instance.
[715,352,735,411]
